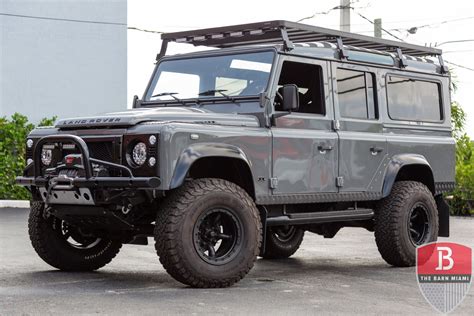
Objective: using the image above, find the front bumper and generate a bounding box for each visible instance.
[16,134,161,204]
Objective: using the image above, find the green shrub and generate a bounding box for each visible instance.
[449,102,474,215]
[0,113,56,200]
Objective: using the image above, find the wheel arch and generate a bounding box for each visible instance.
[169,143,256,199]
[382,154,435,198]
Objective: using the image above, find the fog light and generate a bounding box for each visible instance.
[149,135,157,145]
[132,142,147,166]
[26,139,34,148]
[149,157,156,167]
[41,149,52,166]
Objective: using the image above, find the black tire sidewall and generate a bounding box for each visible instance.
[396,189,438,258]
[29,203,121,270]
[178,190,259,281]
[263,226,304,259]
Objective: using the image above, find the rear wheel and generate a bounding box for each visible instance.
[28,202,122,271]
[374,181,438,267]
[155,178,262,288]
[261,226,304,259]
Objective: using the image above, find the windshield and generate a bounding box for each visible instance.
[144,51,274,102]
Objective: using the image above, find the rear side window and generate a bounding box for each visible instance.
[386,75,442,122]
[336,68,377,120]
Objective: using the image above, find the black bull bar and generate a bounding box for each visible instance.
[16,134,161,189]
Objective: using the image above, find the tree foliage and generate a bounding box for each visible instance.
[450,102,474,215]
[0,113,56,199]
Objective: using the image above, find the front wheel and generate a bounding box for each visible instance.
[374,181,439,267]
[28,202,122,271]
[261,226,304,259]
[154,179,262,288]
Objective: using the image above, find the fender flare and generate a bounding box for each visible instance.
[382,154,434,198]
[169,142,253,189]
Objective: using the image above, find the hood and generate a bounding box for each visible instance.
[55,107,260,129]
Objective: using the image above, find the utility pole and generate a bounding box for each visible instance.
[374,18,382,38]
[340,0,351,32]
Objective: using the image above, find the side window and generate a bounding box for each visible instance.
[277,61,325,115]
[336,68,377,120]
[387,76,442,122]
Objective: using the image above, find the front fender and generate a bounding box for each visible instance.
[382,154,433,198]
[169,142,252,189]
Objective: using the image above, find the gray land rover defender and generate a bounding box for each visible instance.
[17,21,455,288]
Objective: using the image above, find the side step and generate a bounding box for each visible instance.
[266,209,374,226]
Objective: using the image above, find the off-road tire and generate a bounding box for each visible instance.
[154,178,262,288]
[261,226,304,259]
[28,202,122,271]
[374,181,438,267]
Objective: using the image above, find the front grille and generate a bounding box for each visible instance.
[86,141,115,162]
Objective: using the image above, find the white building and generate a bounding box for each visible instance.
[0,0,127,123]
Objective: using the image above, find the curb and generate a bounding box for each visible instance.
[0,200,30,208]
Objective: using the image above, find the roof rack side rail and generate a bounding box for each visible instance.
[438,55,449,74]
[336,38,348,60]
[156,39,169,61]
[396,48,407,68]
[280,27,294,51]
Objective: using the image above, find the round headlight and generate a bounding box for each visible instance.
[26,139,34,148]
[132,142,147,166]
[41,149,52,166]
[26,158,33,165]
[149,135,157,145]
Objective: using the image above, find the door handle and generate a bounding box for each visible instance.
[370,146,384,155]
[317,144,333,153]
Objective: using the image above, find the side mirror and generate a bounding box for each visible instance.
[281,84,299,112]
[132,95,141,108]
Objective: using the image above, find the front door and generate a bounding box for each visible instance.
[272,56,338,195]
[331,62,387,192]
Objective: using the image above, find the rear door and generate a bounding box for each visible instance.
[331,62,387,192]
[271,56,338,194]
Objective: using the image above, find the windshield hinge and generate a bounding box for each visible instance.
[332,120,340,131]
[270,177,279,189]
[336,176,344,188]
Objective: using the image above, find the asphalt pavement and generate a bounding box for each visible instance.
[1,207,473,315]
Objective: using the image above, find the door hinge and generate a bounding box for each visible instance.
[332,120,340,131]
[336,176,344,188]
[270,177,279,189]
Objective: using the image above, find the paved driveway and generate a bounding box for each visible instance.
[1,208,472,315]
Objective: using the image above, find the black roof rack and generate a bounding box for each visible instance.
[161,20,441,57]
[158,20,447,74]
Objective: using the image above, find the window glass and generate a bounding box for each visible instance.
[277,61,325,115]
[337,68,377,119]
[387,76,442,122]
[145,51,274,101]
[215,77,248,95]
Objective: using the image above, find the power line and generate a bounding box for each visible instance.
[352,10,405,41]
[445,61,474,72]
[127,27,163,34]
[393,16,474,35]
[0,12,125,26]
[296,0,367,23]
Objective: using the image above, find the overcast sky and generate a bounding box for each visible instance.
[128,0,474,136]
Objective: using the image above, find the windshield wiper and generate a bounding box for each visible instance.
[150,92,187,105]
[198,89,235,102]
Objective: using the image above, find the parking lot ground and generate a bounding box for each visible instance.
[1,207,473,315]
